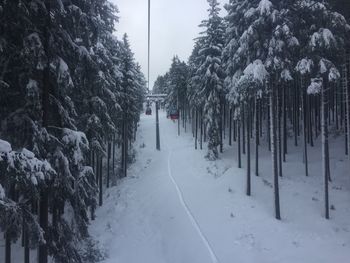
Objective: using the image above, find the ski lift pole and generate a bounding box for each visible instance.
[156,100,161,150]
[177,90,180,136]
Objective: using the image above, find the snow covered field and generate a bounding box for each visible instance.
[90,107,350,263]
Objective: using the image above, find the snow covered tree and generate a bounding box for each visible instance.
[0,0,145,262]
[294,0,350,219]
[0,139,56,263]
[196,0,225,160]
[119,34,147,178]
[153,75,168,94]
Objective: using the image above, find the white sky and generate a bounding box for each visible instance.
[111,0,229,90]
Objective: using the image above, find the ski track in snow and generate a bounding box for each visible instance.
[86,106,350,263]
[167,148,220,263]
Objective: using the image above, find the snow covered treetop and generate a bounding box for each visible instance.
[310,28,336,50]
[296,58,314,75]
[257,0,273,16]
[243,59,269,84]
[0,139,12,154]
[307,78,323,95]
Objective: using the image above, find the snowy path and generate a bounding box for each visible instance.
[167,149,219,263]
[90,107,350,263]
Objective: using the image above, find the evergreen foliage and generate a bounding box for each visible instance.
[0,0,146,262]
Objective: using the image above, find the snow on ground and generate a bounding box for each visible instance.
[91,106,350,263]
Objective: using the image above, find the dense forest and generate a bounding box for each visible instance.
[0,0,146,262]
[156,0,350,221]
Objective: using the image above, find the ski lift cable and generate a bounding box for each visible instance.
[148,0,151,92]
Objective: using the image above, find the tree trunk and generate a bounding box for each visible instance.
[220,103,223,153]
[5,233,11,263]
[322,78,330,219]
[229,107,232,146]
[277,87,283,177]
[246,103,251,196]
[107,141,111,188]
[267,98,271,152]
[195,109,198,150]
[200,108,203,150]
[24,225,30,263]
[112,135,116,179]
[270,83,281,220]
[238,116,242,168]
[283,85,287,161]
[99,156,103,206]
[255,97,259,176]
[38,190,48,263]
[242,105,246,154]
[301,76,309,177]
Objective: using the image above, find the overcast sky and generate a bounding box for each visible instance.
[111,0,229,90]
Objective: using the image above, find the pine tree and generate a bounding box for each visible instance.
[197,0,225,160]
[0,0,145,261]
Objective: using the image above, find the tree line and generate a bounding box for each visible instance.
[156,0,350,221]
[0,0,146,262]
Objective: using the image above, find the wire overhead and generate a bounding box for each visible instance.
[148,0,151,92]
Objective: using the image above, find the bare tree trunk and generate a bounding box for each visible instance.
[322,78,330,219]
[238,115,242,168]
[246,103,251,196]
[309,95,314,147]
[255,97,259,176]
[99,156,103,206]
[200,108,203,150]
[301,76,309,177]
[294,79,298,147]
[195,109,198,150]
[267,98,271,152]
[270,82,281,220]
[5,233,11,263]
[107,141,111,188]
[112,135,116,180]
[242,105,246,154]
[283,85,287,162]
[229,107,232,146]
[277,87,283,177]
[220,103,223,153]
[24,224,29,263]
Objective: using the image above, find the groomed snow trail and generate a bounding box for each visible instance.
[167,149,219,263]
[90,106,350,263]
[90,107,220,263]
